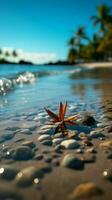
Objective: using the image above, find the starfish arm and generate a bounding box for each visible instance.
[44,108,59,122]
[59,102,63,121]
[64,114,79,122]
[59,102,67,121]
[63,101,67,118]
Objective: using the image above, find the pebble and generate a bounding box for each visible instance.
[82,115,96,126]
[29,125,37,131]
[70,182,103,199]
[79,132,87,139]
[41,139,52,146]
[103,169,112,181]
[53,132,63,138]
[39,129,51,135]
[15,164,51,187]
[34,154,43,160]
[38,134,51,142]
[61,154,84,169]
[61,139,79,149]
[11,146,34,160]
[3,132,15,140]
[0,165,19,180]
[40,125,54,130]
[22,140,35,148]
[68,131,78,139]
[90,130,105,139]
[20,129,32,135]
[99,140,112,149]
[69,105,77,111]
[54,144,62,153]
[76,149,83,154]
[52,138,63,145]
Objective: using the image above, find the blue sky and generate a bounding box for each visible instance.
[0,0,111,61]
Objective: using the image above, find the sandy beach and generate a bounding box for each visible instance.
[76,62,112,68]
[0,100,112,200]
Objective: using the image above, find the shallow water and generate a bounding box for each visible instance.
[0,64,112,200]
[0,64,112,120]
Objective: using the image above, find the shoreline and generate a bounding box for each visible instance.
[75,62,112,68]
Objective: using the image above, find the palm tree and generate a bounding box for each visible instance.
[12,49,18,57]
[91,4,111,34]
[67,48,78,63]
[75,26,89,59]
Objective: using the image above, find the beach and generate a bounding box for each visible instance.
[0,64,112,200]
[77,62,112,68]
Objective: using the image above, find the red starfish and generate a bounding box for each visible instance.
[45,102,79,136]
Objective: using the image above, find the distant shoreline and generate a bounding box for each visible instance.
[0,60,112,68]
[75,62,112,68]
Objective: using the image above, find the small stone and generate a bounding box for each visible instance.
[20,129,32,135]
[34,154,43,160]
[11,146,34,160]
[3,132,15,140]
[79,132,87,139]
[54,145,62,153]
[39,129,51,135]
[61,154,84,169]
[41,140,52,146]
[0,165,19,180]
[52,138,63,145]
[61,139,79,149]
[99,140,112,150]
[76,149,83,154]
[69,105,77,111]
[53,132,63,138]
[15,165,51,187]
[40,125,54,130]
[22,140,35,148]
[29,125,37,131]
[70,182,103,199]
[103,169,112,181]
[82,116,96,126]
[38,134,51,142]
[68,131,78,139]
[90,130,105,139]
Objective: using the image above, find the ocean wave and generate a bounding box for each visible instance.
[0,71,57,95]
[0,68,82,96]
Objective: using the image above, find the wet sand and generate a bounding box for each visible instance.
[0,103,112,200]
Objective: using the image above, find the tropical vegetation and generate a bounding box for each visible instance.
[67,4,112,63]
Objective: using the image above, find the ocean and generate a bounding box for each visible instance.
[0,64,112,120]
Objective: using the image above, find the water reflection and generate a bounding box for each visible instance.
[70,67,112,117]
